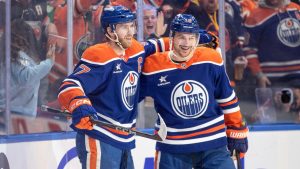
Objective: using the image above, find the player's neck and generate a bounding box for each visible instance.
[108,41,126,56]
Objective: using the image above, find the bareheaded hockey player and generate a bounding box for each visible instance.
[140,14,249,169]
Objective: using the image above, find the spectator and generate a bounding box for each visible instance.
[143,4,167,40]
[0,19,55,117]
[47,0,99,102]
[244,0,300,88]
[158,0,176,37]
[225,0,248,46]
[11,0,58,106]
[239,0,259,19]
[158,0,203,37]
[199,0,247,82]
[143,4,158,40]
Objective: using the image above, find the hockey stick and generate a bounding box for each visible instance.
[40,105,167,141]
[236,150,242,169]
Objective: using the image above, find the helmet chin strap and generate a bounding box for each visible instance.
[105,31,126,51]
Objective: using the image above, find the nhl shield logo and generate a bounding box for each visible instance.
[121,71,139,110]
[171,80,209,119]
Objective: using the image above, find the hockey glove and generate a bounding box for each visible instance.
[226,125,249,158]
[198,30,219,49]
[72,104,98,130]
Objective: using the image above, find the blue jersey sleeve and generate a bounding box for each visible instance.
[143,38,169,57]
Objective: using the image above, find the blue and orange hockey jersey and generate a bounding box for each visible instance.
[244,2,300,80]
[140,47,243,153]
[58,38,168,150]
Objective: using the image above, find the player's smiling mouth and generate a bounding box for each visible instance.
[180,46,191,50]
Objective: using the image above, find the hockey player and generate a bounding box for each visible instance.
[140,14,248,169]
[57,5,170,169]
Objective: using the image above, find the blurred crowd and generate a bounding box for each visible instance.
[0,0,300,134]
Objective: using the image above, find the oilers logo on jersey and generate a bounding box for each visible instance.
[277,18,300,47]
[171,80,209,119]
[121,71,139,110]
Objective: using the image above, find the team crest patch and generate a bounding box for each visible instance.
[277,18,300,47]
[171,80,209,119]
[121,71,139,110]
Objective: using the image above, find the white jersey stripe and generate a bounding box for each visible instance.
[81,51,145,65]
[96,113,136,128]
[265,70,300,77]
[260,59,300,66]
[143,61,224,76]
[93,126,135,143]
[158,38,165,52]
[58,86,84,98]
[142,67,177,75]
[216,91,236,103]
[222,106,240,114]
[85,135,91,169]
[148,39,158,52]
[81,57,121,65]
[246,54,258,59]
[156,151,161,169]
[159,116,224,132]
[192,61,224,66]
[129,51,145,59]
[63,78,83,88]
[161,132,226,145]
[96,141,101,169]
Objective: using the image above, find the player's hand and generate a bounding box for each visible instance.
[71,104,98,130]
[226,125,248,158]
[198,30,219,49]
[75,116,93,130]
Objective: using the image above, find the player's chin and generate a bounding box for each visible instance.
[180,50,192,57]
[121,40,132,49]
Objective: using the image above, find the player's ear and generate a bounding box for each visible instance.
[106,27,113,36]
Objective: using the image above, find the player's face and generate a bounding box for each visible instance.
[115,22,136,49]
[173,32,198,58]
[143,9,157,37]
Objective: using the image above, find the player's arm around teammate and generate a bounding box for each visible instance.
[140,14,248,169]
